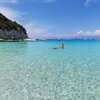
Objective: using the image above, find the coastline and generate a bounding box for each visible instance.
[1,38,100,42]
[0,38,36,42]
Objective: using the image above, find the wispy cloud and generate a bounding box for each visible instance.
[30,0,56,4]
[76,30,100,36]
[43,0,56,3]
[24,21,100,39]
[0,0,18,4]
[0,7,22,21]
[25,21,71,39]
[84,0,98,6]
[25,21,52,39]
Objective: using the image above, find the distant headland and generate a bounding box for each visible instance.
[0,13,28,41]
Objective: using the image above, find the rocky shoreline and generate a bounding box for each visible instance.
[0,13,28,41]
[0,29,28,40]
[0,39,26,42]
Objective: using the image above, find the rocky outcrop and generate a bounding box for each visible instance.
[0,29,28,40]
[0,13,28,41]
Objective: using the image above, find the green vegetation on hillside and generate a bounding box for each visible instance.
[0,13,27,34]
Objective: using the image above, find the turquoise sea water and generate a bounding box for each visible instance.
[0,40,100,100]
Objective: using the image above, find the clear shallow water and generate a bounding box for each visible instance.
[0,40,100,100]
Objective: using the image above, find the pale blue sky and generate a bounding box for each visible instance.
[0,0,100,39]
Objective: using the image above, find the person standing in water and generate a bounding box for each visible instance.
[60,43,64,49]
